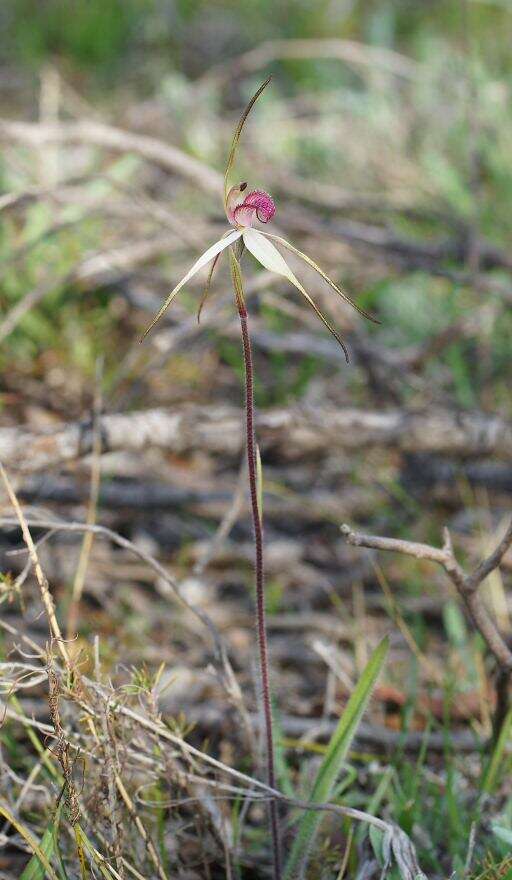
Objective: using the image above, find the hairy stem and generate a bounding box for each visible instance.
[235,284,281,879]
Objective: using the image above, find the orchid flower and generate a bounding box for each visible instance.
[141,79,377,360]
[139,79,378,880]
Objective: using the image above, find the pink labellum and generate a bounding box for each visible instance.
[233,204,260,227]
[241,190,276,224]
[227,185,276,227]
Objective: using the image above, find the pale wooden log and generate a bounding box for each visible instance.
[0,405,511,472]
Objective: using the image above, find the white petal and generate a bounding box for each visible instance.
[141,229,242,339]
[242,228,350,361]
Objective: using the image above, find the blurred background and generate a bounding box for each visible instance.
[1,1,511,878]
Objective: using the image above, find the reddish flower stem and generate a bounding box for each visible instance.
[237,295,282,880]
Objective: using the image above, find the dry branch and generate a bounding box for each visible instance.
[1,405,511,472]
[0,119,222,195]
[0,232,180,343]
[199,38,419,83]
[236,710,477,754]
[13,474,381,529]
[341,520,512,741]
[283,203,512,275]
[341,521,512,673]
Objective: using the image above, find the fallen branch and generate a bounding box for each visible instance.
[0,119,222,195]
[1,404,511,472]
[187,706,478,754]
[402,454,512,497]
[13,474,381,528]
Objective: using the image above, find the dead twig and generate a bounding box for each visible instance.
[0,232,179,344]
[340,519,512,739]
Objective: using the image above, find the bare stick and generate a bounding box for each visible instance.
[198,38,419,86]
[467,517,512,592]
[341,519,512,739]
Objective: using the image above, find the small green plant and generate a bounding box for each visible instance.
[284,637,389,879]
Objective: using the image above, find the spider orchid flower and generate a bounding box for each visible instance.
[141,78,377,360]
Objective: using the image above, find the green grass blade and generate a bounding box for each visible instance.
[284,636,389,879]
[2,801,62,880]
[23,805,63,880]
[480,707,512,795]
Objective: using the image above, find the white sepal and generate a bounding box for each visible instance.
[242,228,299,285]
[142,228,242,339]
[256,229,377,322]
[242,228,349,360]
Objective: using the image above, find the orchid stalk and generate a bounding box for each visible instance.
[141,77,377,878]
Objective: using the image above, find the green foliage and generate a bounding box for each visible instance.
[3,0,154,72]
[284,637,389,879]
[20,803,63,880]
[481,709,512,797]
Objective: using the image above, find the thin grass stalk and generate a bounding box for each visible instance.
[230,249,281,879]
